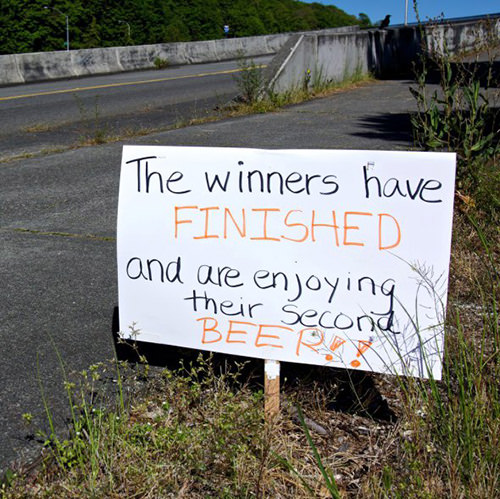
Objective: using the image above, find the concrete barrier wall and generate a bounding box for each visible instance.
[0,33,290,85]
[425,17,500,55]
[266,31,375,94]
[0,26,359,86]
[317,33,371,80]
[265,16,500,94]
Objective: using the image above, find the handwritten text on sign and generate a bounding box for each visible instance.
[117,147,456,379]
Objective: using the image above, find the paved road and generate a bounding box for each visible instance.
[0,56,272,162]
[0,78,416,473]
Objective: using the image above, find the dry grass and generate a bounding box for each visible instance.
[22,123,53,133]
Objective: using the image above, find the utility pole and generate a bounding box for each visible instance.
[44,6,69,51]
[405,0,409,25]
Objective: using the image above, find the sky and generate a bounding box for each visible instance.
[304,1,500,26]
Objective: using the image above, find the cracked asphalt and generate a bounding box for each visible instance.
[0,78,417,473]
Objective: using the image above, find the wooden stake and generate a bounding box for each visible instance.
[264,359,280,420]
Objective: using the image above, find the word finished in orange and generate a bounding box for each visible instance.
[174,206,401,250]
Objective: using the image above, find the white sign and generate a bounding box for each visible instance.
[117,146,456,379]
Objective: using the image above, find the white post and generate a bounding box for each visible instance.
[405,0,409,25]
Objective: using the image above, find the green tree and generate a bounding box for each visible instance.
[164,20,190,42]
[81,16,101,48]
[358,12,372,29]
[0,0,359,54]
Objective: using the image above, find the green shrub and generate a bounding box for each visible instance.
[153,57,168,70]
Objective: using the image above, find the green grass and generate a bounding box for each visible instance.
[2,356,344,497]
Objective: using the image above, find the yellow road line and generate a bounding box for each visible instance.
[0,65,266,102]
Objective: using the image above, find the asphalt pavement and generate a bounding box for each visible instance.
[0,78,417,474]
[0,57,273,162]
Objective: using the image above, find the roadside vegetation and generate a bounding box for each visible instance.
[1,15,499,499]
[0,0,365,55]
[230,57,373,114]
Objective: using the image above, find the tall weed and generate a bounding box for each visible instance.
[410,16,500,216]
